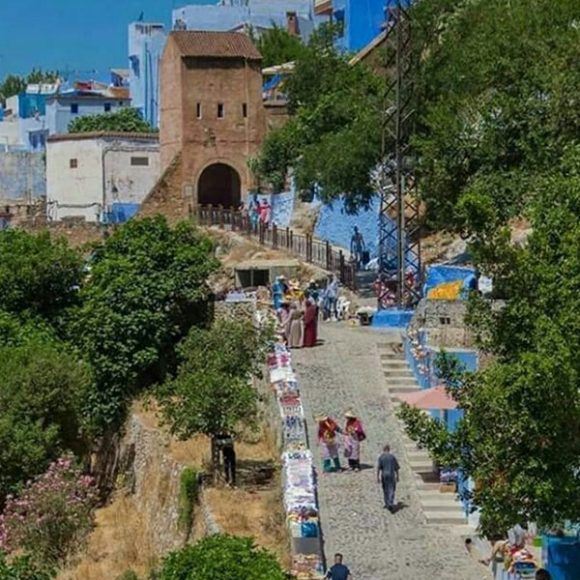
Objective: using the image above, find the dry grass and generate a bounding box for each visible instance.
[204,480,291,570]
[58,495,157,580]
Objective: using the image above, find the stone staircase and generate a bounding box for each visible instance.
[379,342,469,527]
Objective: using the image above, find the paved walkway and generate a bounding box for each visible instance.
[292,323,488,580]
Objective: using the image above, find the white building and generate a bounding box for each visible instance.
[46,132,160,223]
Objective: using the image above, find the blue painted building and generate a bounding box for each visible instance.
[45,88,131,135]
[173,1,317,42]
[315,0,411,53]
[128,23,167,128]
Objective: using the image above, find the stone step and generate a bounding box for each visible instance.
[407,451,432,462]
[379,355,406,363]
[380,357,408,365]
[424,511,467,525]
[383,370,415,378]
[417,489,457,500]
[409,459,435,474]
[389,386,419,394]
[416,481,440,491]
[420,499,463,513]
[387,377,419,385]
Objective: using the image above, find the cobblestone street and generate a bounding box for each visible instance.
[292,323,488,580]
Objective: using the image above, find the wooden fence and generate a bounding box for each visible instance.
[196,206,357,291]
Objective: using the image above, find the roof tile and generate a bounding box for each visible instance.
[170,31,262,60]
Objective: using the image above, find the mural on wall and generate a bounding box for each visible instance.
[314,195,380,258]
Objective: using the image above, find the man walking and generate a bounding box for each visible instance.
[350,226,366,270]
[326,553,351,580]
[377,444,400,511]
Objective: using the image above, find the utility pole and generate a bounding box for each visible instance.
[378,0,421,309]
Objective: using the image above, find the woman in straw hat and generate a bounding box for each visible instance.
[343,410,366,472]
[316,414,342,473]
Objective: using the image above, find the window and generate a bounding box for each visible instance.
[104,103,112,112]
[69,159,78,169]
[70,103,79,114]
[439,316,452,326]
[130,156,149,167]
[217,103,224,118]
[242,103,247,118]
[196,103,202,119]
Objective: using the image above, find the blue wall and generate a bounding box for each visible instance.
[315,195,380,257]
[46,96,129,135]
[331,0,412,53]
[129,23,166,129]
[0,152,46,200]
[173,0,316,42]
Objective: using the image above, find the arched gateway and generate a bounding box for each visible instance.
[197,163,241,208]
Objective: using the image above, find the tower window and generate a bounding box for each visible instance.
[217,103,224,118]
[242,103,247,118]
[196,103,202,119]
[69,158,78,169]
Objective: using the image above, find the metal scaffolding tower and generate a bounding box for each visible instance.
[378,0,421,309]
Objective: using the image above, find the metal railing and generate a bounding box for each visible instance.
[196,205,357,292]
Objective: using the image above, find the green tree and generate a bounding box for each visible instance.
[0,76,26,104]
[0,340,89,501]
[254,25,307,68]
[71,217,219,431]
[156,319,267,443]
[0,231,83,324]
[158,535,287,580]
[68,107,156,134]
[411,0,580,233]
[252,25,385,203]
[0,69,59,105]
[399,150,580,534]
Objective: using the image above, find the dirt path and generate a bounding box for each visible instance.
[292,323,487,580]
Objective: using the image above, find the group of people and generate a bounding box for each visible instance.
[273,274,342,349]
[240,197,272,228]
[315,412,401,512]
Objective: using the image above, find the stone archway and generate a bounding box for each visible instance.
[197,163,241,208]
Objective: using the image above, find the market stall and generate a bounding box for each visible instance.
[264,321,324,579]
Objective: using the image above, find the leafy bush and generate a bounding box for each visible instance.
[68,107,156,134]
[0,552,54,580]
[0,341,89,501]
[71,216,219,430]
[157,320,268,442]
[158,535,287,580]
[0,230,82,323]
[178,468,199,536]
[0,455,97,567]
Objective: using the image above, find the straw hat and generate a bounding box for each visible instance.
[344,409,357,419]
[314,413,328,422]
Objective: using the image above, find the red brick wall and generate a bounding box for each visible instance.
[160,36,267,209]
[139,154,189,223]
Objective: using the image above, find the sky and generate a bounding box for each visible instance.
[0,0,217,81]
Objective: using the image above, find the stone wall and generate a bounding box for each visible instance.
[139,154,189,223]
[0,151,46,201]
[117,413,186,554]
[410,298,473,348]
[213,299,256,324]
[20,217,105,248]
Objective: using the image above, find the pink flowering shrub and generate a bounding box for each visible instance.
[0,455,97,566]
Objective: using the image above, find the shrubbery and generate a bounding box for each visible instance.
[158,535,287,580]
[0,455,97,567]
